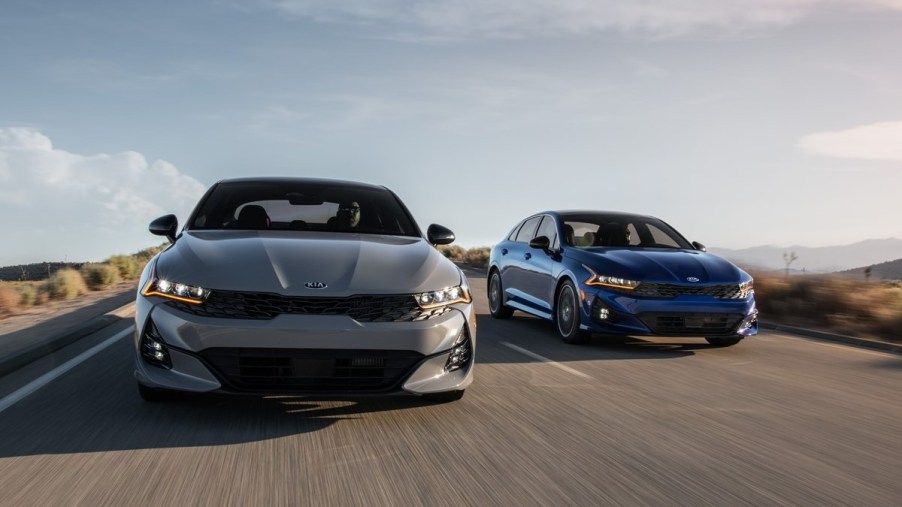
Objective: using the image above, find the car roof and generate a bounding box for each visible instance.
[213,177,388,191]
[535,210,661,220]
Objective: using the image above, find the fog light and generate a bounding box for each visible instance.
[140,320,172,369]
[444,330,471,372]
[738,310,759,332]
[591,298,614,324]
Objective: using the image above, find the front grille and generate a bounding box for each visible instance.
[633,283,743,299]
[199,348,425,392]
[639,312,743,336]
[167,291,451,321]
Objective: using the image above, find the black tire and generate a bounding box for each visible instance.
[422,390,465,403]
[556,280,589,344]
[705,337,743,347]
[137,382,177,402]
[488,270,514,319]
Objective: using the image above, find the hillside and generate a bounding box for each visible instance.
[841,257,902,281]
[0,262,85,282]
[709,238,902,273]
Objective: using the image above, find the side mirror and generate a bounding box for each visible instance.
[692,241,707,252]
[427,224,455,245]
[150,214,179,243]
[529,235,551,250]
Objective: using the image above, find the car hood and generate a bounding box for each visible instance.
[153,231,461,297]
[566,247,748,284]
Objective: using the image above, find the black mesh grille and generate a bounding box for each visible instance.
[639,312,743,336]
[199,348,424,392]
[633,283,743,299]
[166,291,451,321]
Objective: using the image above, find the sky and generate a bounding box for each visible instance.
[1,0,901,265]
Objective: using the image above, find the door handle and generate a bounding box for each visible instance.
[501,248,508,255]
[524,252,532,260]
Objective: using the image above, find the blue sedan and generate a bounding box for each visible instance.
[487,211,758,346]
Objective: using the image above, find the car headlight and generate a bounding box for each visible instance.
[736,280,754,299]
[142,271,210,305]
[583,265,640,290]
[414,284,472,309]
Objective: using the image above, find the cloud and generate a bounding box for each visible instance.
[260,0,902,38]
[0,127,206,264]
[798,121,902,162]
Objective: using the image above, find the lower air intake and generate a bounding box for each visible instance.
[639,312,744,336]
[199,348,424,393]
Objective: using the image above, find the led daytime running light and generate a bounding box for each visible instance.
[583,265,640,290]
[415,285,472,309]
[142,271,209,304]
[736,280,754,299]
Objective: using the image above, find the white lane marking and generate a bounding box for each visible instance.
[774,333,899,358]
[0,326,134,414]
[501,342,593,379]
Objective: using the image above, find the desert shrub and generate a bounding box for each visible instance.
[436,245,491,268]
[107,255,142,280]
[463,247,491,268]
[35,289,50,305]
[80,263,121,290]
[0,283,19,315]
[133,244,167,263]
[43,269,88,300]
[17,284,38,306]
[438,244,466,261]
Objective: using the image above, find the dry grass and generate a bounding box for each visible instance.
[81,263,121,290]
[0,283,20,316]
[0,244,161,318]
[43,268,88,301]
[107,255,143,280]
[439,245,490,269]
[752,272,902,341]
[16,283,39,306]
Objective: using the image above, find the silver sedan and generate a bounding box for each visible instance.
[134,177,474,402]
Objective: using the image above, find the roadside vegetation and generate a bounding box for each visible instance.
[438,245,490,269]
[752,271,902,342]
[0,244,166,318]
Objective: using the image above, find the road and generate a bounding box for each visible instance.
[1,274,901,506]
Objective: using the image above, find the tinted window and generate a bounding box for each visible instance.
[535,216,558,248]
[514,216,541,243]
[189,181,419,236]
[561,213,692,249]
[647,224,681,248]
[507,221,526,241]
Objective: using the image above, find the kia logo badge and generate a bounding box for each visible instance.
[305,282,328,289]
[686,277,700,283]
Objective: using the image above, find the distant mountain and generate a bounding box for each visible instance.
[841,257,902,281]
[709,238,902,273]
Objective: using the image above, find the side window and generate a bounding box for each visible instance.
[507,221,525,241]
[627,223,640,246]
[647,224,680,248]
[535,216,558,247]
[514,216,541,243]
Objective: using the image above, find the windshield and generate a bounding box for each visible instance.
[561,213,693,250]
[187,180,420,237]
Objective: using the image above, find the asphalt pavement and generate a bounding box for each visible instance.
[0,275,901,505]
[0,286,136,377]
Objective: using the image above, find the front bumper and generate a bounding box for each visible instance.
[578,286,759,338]
[133,296,476,396]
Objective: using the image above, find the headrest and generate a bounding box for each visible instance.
[237,205,270,229]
